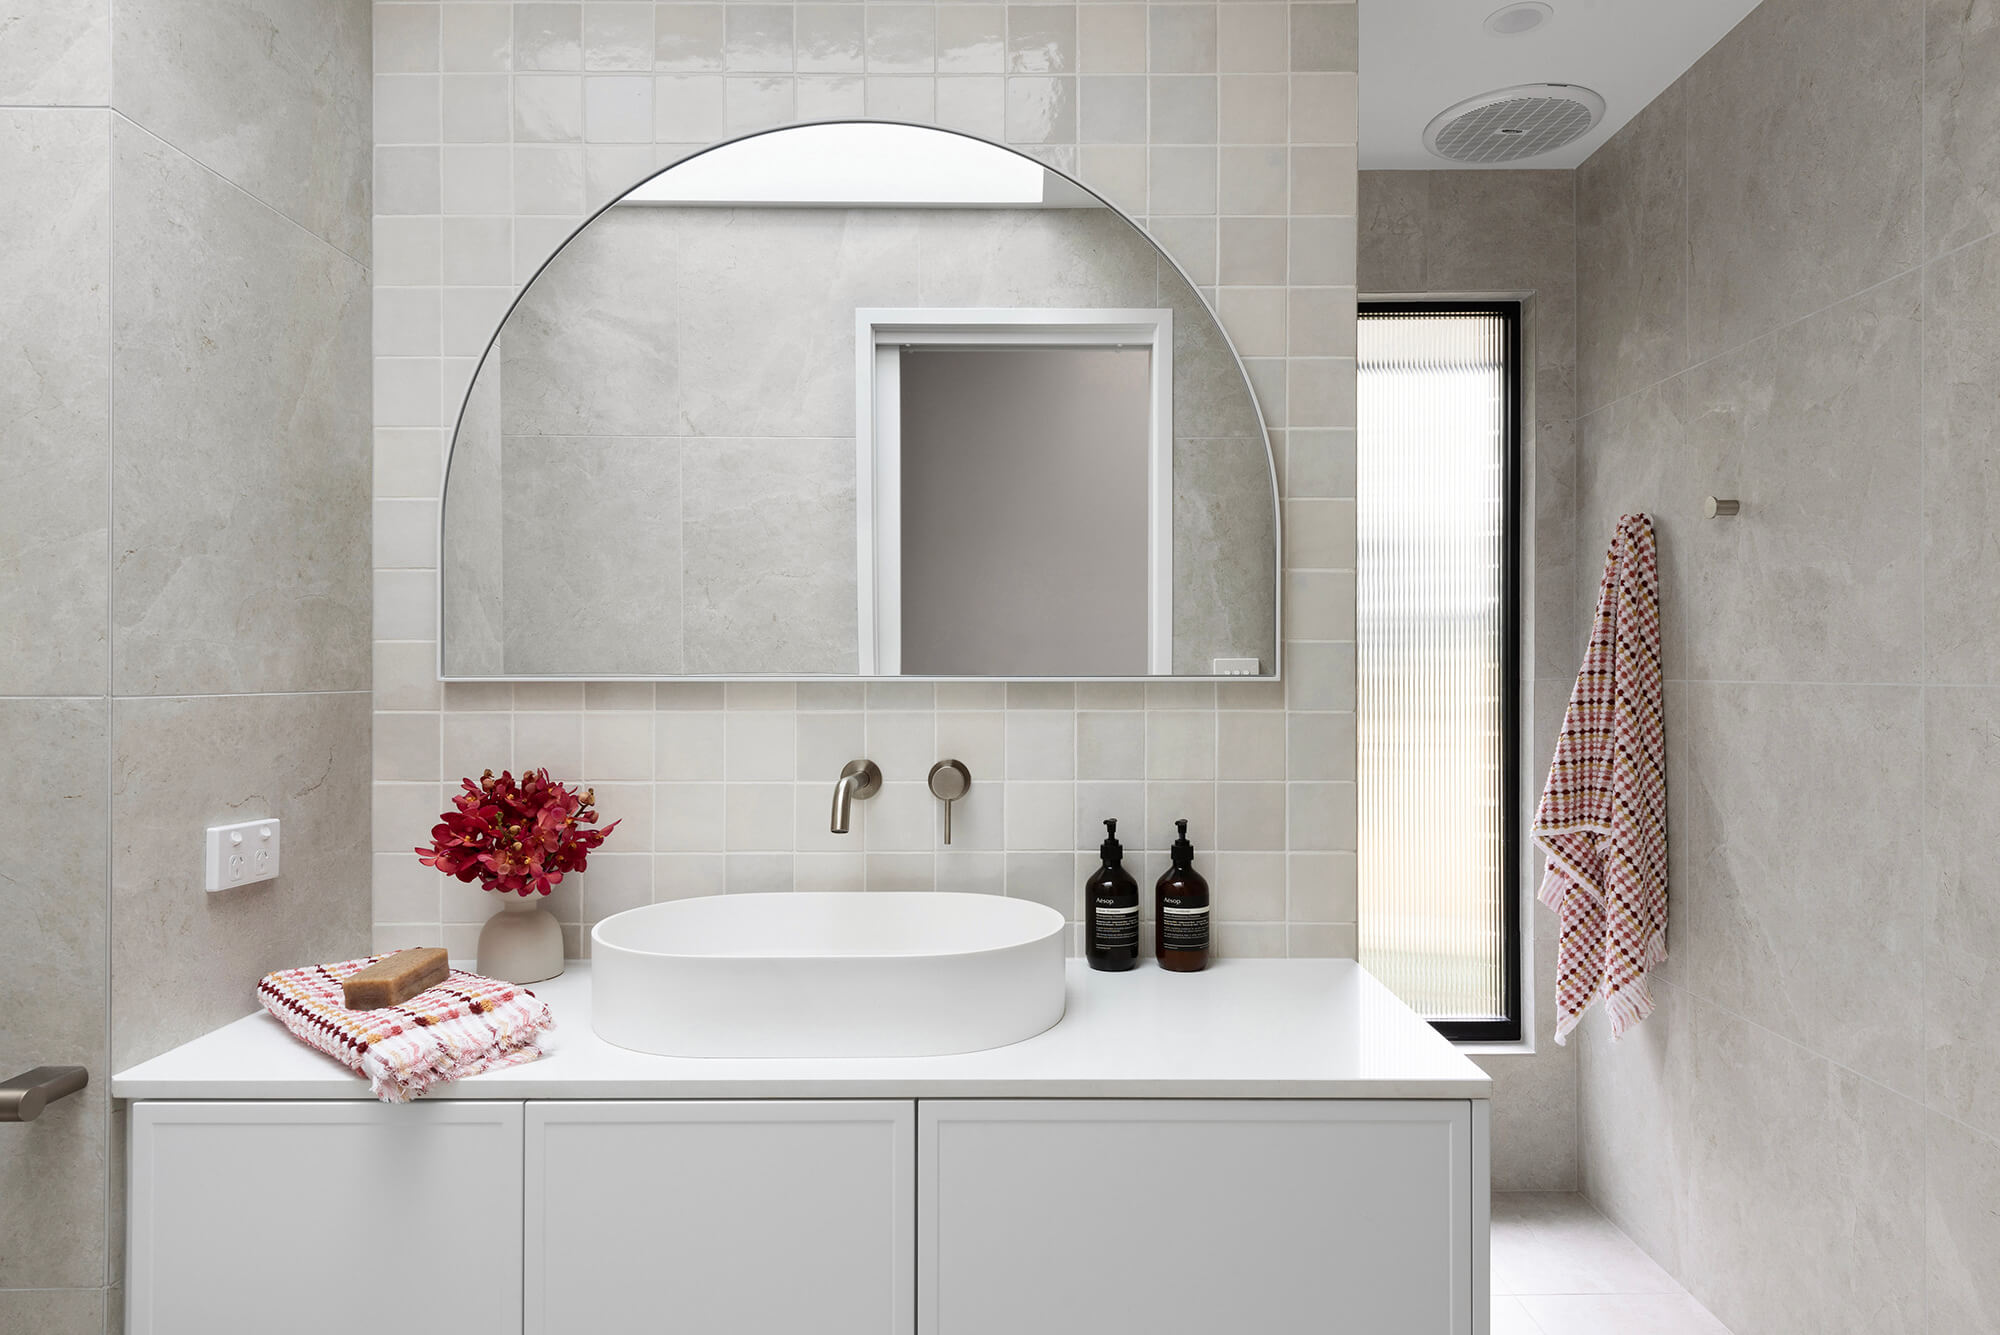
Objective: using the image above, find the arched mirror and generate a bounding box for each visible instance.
[441,122,1277,680]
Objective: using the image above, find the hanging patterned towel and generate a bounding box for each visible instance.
[1533,513,1667,1044]
[258,956,555,1103]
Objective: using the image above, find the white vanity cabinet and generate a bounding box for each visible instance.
[127,1100,525,1335]
[524,1100,914,1335]
[114,962,1493,1335]
[920,1100,1478,1335]
[126,1096,1485,1335]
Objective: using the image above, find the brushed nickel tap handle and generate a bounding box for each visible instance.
[928,759,972,845]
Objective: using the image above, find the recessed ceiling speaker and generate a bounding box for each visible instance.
[1423,83,1605,164]
[1484,3,1554,36]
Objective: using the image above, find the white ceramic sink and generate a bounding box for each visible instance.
[590,892,1067,1057]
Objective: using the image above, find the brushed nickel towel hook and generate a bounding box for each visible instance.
[1705,497,1740,518]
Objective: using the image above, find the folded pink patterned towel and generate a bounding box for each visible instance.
[258,956,555,1103]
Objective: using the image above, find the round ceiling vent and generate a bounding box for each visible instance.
[1423,84,1606,164]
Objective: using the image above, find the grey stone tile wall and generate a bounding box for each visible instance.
[0,3,373,1328]
[1574,0,2000,1326]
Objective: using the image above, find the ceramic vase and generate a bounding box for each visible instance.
[476,893,565,983]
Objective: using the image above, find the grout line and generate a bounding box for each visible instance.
[101,87,117,1296]
[1915,4,1934,1329]
[113,112,369,270]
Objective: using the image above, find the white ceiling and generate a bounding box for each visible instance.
[1360,0,1765,170]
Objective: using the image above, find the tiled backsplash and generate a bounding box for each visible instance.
[370,0,1360,957]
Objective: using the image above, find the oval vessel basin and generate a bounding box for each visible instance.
[590,893,1067,1057]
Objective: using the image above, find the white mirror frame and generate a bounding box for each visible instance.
[855,309,1175,676]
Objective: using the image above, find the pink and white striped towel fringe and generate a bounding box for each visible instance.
[1532,513,1667,1044]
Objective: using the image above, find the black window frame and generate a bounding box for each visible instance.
[1357,299,1524,1045]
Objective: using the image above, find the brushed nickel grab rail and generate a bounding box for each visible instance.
[0,1066,88,1122]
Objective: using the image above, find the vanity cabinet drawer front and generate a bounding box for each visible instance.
[127,1100,525,1335]
[525,1099,915,1335]
[919,1099,1474,1335]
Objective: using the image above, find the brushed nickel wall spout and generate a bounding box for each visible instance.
[831,759,882,834]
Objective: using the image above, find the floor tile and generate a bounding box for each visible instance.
[1493,1192,1681,1296]
[1517,1293,1734,1335]
[1492,1296,1542,1335]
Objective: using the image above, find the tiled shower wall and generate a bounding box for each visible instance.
[369,0,1361,957]
[1572,0,2000,1327]
[0,2,372,1330]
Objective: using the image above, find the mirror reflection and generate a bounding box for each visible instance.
[441,123,1277,679]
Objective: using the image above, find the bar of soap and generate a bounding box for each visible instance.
[342,948,450,1010]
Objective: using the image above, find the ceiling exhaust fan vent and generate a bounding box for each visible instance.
[1423,84,1605,164]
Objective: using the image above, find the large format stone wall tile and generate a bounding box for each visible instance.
[110,122,370,696]
[678,208,919,438]
[1926,1112,2000,1335]
[681,438,857,674]
[110,691,371,1068]
[1924,230,2000,684]
[502,436,684,675]
[1425,170,1575,354]
[1173,435,1278,674]
[1925,0,2000,259]
[0,109,109,696]
[0,0,108,106]
[0,700,108,1290]
[1677,997,1925,1335]
[1574,377,1697,683]
[1476,962,1580,1190]
[0,1289,106,1335]
[112,0,370,258]
[441,366,505,677]
[1684,0,1921,363]
[1356,170,1426,293]
[1577,980,1692,1279]
[918,207,1159,309]
[1679,274,1923,684]
[1576,81,1684,416]
[499,208,682,438]
[1530,363,1578,679]
[1675,682,1925,1096]
[1921,686,2000,1140]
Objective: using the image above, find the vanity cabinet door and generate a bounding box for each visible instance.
[128,1100,524,1335]
[525,1100,915,1335]
[919,1099,1475,1335]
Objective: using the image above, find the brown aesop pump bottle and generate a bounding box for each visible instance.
[1085,818,1140,971]
[1155,819,1210,971]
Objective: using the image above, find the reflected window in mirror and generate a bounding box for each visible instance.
[1356,303,1522,1044]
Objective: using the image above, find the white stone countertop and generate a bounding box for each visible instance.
[112,958,1493,1101]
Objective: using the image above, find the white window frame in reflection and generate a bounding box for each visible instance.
[854,309,1176,676]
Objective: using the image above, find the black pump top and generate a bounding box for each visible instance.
[1099,818,1124,863]
[1170,818,1195,867]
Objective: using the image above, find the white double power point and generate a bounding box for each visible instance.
[204,818,282,892]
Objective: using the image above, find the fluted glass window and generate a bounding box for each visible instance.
[1356,305,1520,1042]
